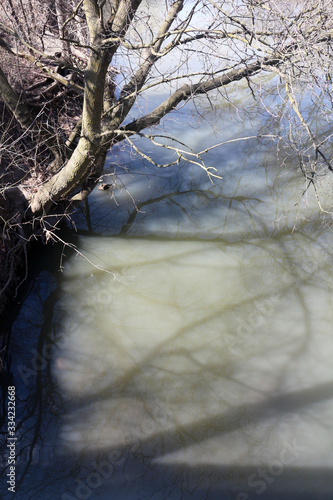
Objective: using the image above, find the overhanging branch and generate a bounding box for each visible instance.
[117,55,282,138]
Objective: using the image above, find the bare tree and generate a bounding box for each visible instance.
[0,0,332,301]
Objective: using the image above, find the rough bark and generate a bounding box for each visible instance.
[0,0,331,218]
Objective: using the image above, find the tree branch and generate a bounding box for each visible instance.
[0,66,33,129]
[118,55,281,137]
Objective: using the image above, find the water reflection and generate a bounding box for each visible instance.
[2,86,333,499]
[52,102,333,497]
[54,220,333,498]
